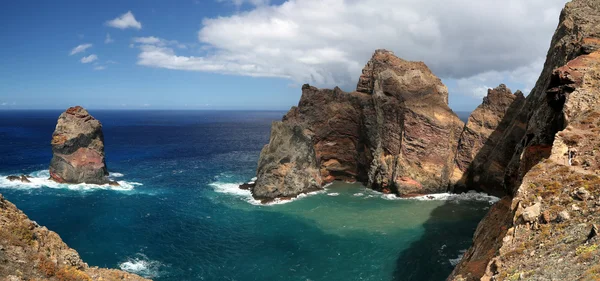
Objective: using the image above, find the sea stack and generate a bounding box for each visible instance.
[49,106,115,185]
[248,50,465,201]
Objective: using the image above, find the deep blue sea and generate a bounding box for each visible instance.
[0,110,491,281]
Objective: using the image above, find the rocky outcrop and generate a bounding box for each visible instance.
[449,0,600,280]
[49,106,115,185]
[0,193,149,280]
[453,85,526,196]
[249,50,465,201]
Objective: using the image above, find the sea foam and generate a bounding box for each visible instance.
[209,181,325,206]
[119,253,164,278]
[0,170,142,192]
[381,190,500,204]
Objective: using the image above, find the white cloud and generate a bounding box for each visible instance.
[455,57,544,98]
[94,66,106,70]
[132,37,188,48]
[105,33,114,44]
[133,36,161,44]
[106,11,142,30]
[69,43,92,55]
[81,54,98,64]
[1,102,7,106]
[135,0,567,92]
[218,0,270,7]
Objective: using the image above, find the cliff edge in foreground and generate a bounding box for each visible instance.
[450,0,600,280]
[0,193,148,280]
[250,50,465,201]
[49,106,115,185]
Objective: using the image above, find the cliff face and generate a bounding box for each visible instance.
[0,193,149,281]
[453,85,526,196]
[49,106,114,185]
[251,50,465,201]
[450,0,600,280]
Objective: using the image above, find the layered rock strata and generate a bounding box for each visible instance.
[0,193,149,280]
[249,50,465,201]
[49,106,115,185]
[449,0,600,279]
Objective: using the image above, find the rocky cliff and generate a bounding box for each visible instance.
[250,50,465,201]
[449,0,600,280]
[49,106,115,185]
[0,193,148,281]
[453,85,526,196]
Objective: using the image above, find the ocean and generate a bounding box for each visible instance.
[0,110,492,281]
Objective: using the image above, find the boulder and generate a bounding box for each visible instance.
[48,106,115,185]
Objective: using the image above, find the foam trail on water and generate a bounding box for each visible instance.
[119,253,164,278]
[380,190,500,204]
[209,181,325,206]
[0,170,142,192]
[449,249,467,266]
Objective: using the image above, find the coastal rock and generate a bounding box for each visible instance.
[449,0,600,280]
[249,50,464,200]
[453,85,526,195]
[49,106,114,185]
[0,193,149,280]
[5,175,31,183]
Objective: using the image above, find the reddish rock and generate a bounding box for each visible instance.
[249,50,464,200]
[49,106,115,185]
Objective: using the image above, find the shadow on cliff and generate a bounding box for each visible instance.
[392,200,487,281]
[453,91,527,197]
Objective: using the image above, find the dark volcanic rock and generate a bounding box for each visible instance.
[5,175,31,183]
[49,106,114,185]
[453,84,526,196]
[249,50,464,200]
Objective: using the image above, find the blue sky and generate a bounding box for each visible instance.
[0,0,568,111]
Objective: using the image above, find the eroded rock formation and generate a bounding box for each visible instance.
[453,85,526,196]
[0,193,149,280]
[49,106,115,185]
[250,50,465,201]
[449,0,600,280]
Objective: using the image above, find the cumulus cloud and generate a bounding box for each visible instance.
[105,33,114,44]
[81,54,98,63]
[69,43,92,55]
[455,57,545,98]
[135,0,568,94]
[106,11,142,30]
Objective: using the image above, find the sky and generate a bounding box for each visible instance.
[0,0,570,111]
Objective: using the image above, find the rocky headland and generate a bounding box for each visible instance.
[48,106,116,185]
[449,0,600,280]
[0,193,148,281]
[247,0,600,279]
[248,50,467,202]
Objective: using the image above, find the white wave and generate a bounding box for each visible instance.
[353,193,364,197]
[0,170,142,192]
[119,253,163,278]
[381,190,500,204]
[110,172,124,178]
[327,192,339,196]
[449,249,467,266]
[209,181,325,206]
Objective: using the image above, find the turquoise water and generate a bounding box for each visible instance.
[0,110,491,281]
